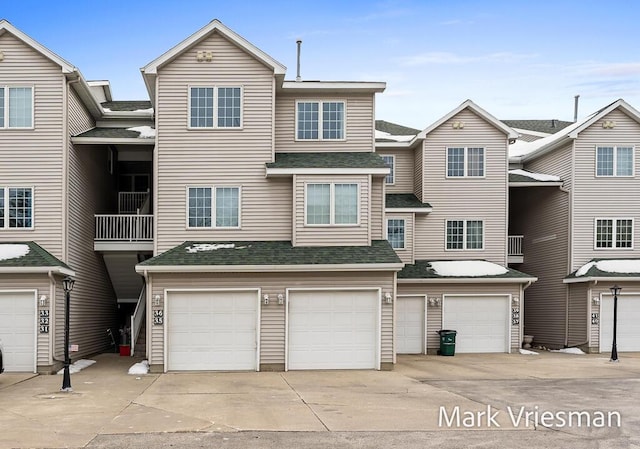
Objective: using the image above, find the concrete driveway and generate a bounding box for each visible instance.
[0,352,639,448]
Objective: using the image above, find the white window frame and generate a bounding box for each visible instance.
[187,85,244,130]
[594,217,634,250]
[0,186,34,230]
[295,100,346,141]
[186,185,242,229]
[595,146,635,177]
[304,182,360,226]
[446,147,485,178]
[0,86,34,129]
[386,218,405,249]
[381,155,395,185]
[445,219,484,251]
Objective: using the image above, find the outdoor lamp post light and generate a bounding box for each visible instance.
[610,284,621,362]
[61,276,75,391]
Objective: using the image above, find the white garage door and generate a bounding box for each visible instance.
[601,296,640,352]
[0,291,36,372]
[442,296,510,353]
[396,296,425,354]
[167,291,258,371]
[288,290,379,370]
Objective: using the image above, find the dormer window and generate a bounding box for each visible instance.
[296,101,345,140]
[189,86,242,129]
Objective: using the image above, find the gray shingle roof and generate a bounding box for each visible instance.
[0,242,72,270]
[139,240,402,267]
[398,260,534,280]
[503,119,573,134]
[266,152,389,169]
[101,101,152,112]
[74,127,152,139]
[375,120,420,135]
[385,194,432,209]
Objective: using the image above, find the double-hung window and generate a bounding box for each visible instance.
[595,218,633,249]
[0,86,33,128]
[296,101,345,140]
[387,218,405,249]
[187,186,240,228]
[447,147,485,177]
[306,183,358,225]
[596,146,634,177]
[189,86,242,128]
[0,187,33,229]
[446,219,483,250]
[381,155,395,184]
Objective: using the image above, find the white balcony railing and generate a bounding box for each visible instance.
[508,235,524,256]
[118,191,149,214]
[95,214,153,241]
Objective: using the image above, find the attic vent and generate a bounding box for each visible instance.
[196,51,213,62]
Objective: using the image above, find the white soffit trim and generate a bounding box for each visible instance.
[266,167,390,176]
[385,207,432,214]
[563,276,640,284]
[509,182,563,187]
[136,263,405,273]
[71,137,156,145]
[398,277,538,284]
[0,266,75,276]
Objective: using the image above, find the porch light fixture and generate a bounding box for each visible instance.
[153,294,162,306]
[512,296,520,305]
[61,276,75,392]
[39,295,48,307]
[263,294,270,305]
[384,293,393,304]
[592,297,600,306]
[610,285,621,362]
[277,294,284,305]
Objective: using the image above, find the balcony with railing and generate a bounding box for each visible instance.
[508,235,524,264]
[94,191,153,251]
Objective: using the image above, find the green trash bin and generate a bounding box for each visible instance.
[437,329,457,356]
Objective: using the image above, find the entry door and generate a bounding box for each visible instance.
[396,296,425,354]
[601,295,640,352]
[0,291,36,372]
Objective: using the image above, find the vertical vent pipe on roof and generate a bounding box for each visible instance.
[296,40,302,82]
[574,95,580,122]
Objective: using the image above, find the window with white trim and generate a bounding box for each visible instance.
[446,219,483,250]
[387,218,405,249]
[0,187,33,228]
[595,218,633,249]
[189,86,242,128]
[0,87,33,128]
[596,146,634,177]
[187,186,240,228]
[305,183,358,225]
[381,155,395,184]
[447,147,485,177]
[296,101,345,140]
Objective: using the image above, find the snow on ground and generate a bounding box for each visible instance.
[375,130,415,142]
[56,359,96,374]
[551,347,586,355]
[128,360,149,375]
[429,260,508,277]
[127,126,156,138]
[519,349,539,355]
[576,259,640,276]
[0,244,30,261]
[509,169,561,182]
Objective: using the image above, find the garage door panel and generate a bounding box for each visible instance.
[0,292,36,372]
[443,296,509,353]
[601,296,640,352]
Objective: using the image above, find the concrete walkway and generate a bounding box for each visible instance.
[0,351,639,448]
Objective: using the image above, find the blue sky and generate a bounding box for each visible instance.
[3,0,639,129]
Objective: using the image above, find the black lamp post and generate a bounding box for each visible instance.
[610,284,621,362]
[61,276,75,391]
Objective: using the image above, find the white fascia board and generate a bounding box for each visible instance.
[375,141,416,149]
[511,128,551,138]
[136,263,405,273]
[398,277,538,284]
[266,167,390,177]
[281,81,386,93]
[102,111,154,119]
[0,266,75,276]
[563,276,640,284]
[509,182,563,188]
[72,137,156,146]
[385,207,432,214]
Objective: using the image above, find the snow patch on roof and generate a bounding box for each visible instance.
[575,259,640,277]
[102,107,111,112]
[509,169,561,182]
[0,244,30,261]
[135,108,154,113]
[429,260,509,277]
[186,243,251,253]
[127,126,156,138]
[375,129,415,142]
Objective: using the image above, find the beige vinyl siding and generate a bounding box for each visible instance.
[371,177,384,240]
[571,109,640,270]
[148,271,395,368]
[155,32,291,253]
[275,93,375,152]
[567,282,588,347]
[386,213,414,264]
[0,32,64,257]
[397,282,522,351]
[414,146,423,200]
[377,148,414,193]
[510,186,569,348]
[67,89,118,359]
[293,175,370,246]
[415,109,509,264]
[526,142,573,191]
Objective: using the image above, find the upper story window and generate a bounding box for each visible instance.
[381,155,395,184]
[306,183,358,225]
[387,218,405,249]
[446,219,483,250]
[0,187,33,229]
[596,146,634,177]
[0,86,33,129]
[595,218,633,249]
[187,186,240,228]
[189,86,242,129]
[296,101,345,140]
[447,147,484,177]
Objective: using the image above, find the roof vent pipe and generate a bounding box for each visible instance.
[574,94,580,122]
[296,40,302,82]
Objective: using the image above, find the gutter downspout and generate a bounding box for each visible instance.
[48,270,57,367]
[142,270,150,365]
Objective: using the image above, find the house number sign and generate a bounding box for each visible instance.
[591,313,599,325]
[39,310,50,333]
[512,308,520,326]
[153,309,164,325]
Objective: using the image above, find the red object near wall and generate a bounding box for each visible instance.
[119,345,131,356]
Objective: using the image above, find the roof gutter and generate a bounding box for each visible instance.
[563,276,640,284]
[135,263,405,274]
[0,266,75,276]
[397,277,538,284]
